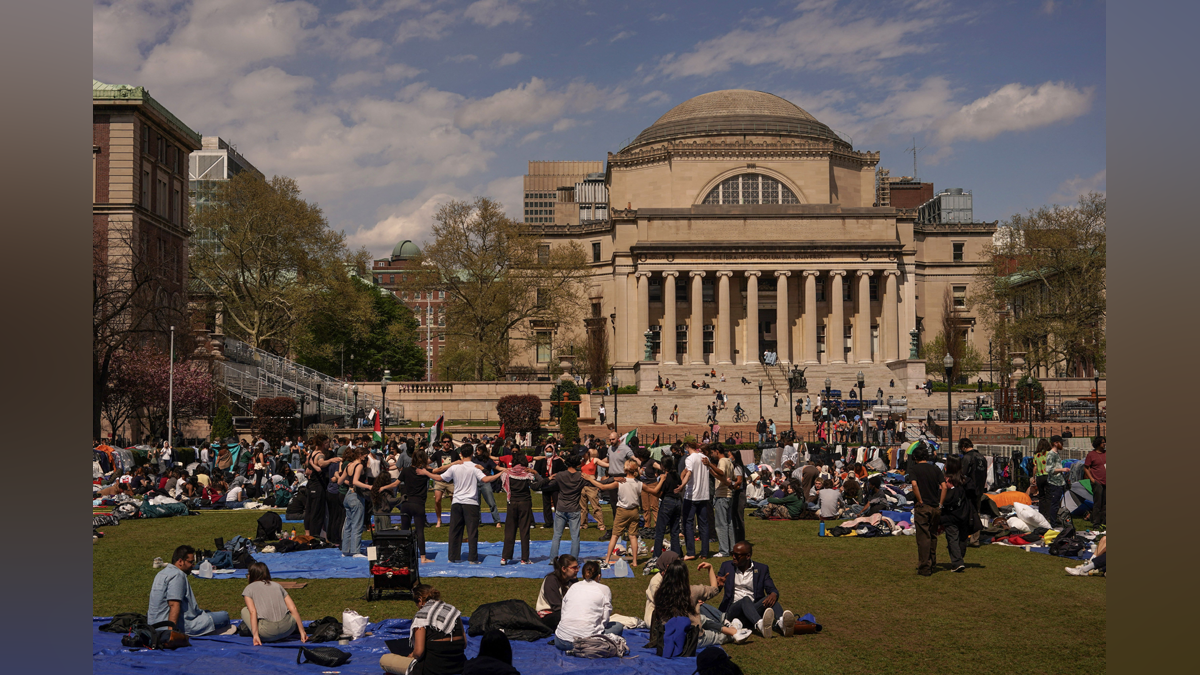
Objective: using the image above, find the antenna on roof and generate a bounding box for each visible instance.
[905,136,926,181]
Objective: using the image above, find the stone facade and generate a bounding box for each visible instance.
[513,90,995,395]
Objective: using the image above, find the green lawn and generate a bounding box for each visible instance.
[93,495,1105,675]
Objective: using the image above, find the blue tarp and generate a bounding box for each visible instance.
[93,617,704,675]
[196,541,633,580]
[284,512,554,525]
[880,510,912,524]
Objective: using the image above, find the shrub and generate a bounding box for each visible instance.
[497,395,542,435]
[559,405,580,445]
[252,397,297,447]
[210,405,235,440]
[616,385,638,395]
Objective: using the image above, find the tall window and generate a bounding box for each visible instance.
[817,325,826,355]
[703,324,715,354]
[701,174,800,205]
[702,278,714,303]
[536,331,552,363]
[676,325,688,358]
[953,242,965,262]
[869,276,879,301]
[538,244,550,264]
[953,285,967,308]
[592,242,601,263]
[171,187,181,224]
[816,278,825,302]
[649,276,662,303]
[142,170,151,207]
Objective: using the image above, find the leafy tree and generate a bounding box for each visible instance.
[252,396,297,447]
[559,405,580,445]
[210,405,235,440]
[107,345,215,442]
[189,173,369,355]
[496,394,543,435]
[404,197,589,380]
[293,275,425,381]
[920,287,984,384]
[972,192,1105,378]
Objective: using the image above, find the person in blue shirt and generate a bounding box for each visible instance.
[148,545,232,636]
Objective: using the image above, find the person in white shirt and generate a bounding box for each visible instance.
[678,442,725,560]
[433,445,506,564]
[552,560,624,652]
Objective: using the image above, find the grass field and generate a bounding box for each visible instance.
[93,495,1106,675]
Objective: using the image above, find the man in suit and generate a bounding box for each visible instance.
[717,540,795,638]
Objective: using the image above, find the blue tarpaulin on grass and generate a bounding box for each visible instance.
[195,540,630,580]
[284,511,557,525]
[93,617,705,675]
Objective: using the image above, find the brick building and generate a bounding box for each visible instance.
[372,240,445,381]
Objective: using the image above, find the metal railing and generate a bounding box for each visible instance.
[217,337,380,418]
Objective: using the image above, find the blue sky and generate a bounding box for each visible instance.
[94,0,1105,258]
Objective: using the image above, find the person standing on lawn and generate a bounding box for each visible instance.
[547,453,588,562]
[679,441,725,560]
[1083,436,1106,528]
[1040,435,1070,523]
[938,456,976,573]
[434,445,507,564]
[909,442,945,576]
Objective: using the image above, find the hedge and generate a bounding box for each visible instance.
[497,394,542,435]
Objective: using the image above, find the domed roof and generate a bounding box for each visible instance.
[623,89,846,152]
[391,240,420,259]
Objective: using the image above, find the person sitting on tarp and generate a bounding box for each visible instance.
[552,560,624,652]
[380,584,467,675]
[148,545,234,636]
[462,628,519,675]
[716,541,796,638]
[241,562,308,645]
[535,554,578,630]
[1066,535,1107,577]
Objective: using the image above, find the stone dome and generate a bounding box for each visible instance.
[623,89,846,152]
[391,239,421,260]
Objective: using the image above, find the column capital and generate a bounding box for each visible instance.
[829,269,847,277]
[715,270,734,278]
[774,270,792,278]
[635,270,653,279]
[883,269,902,277]
[856,269,874,278]
[689,271,707,278]
[744,270,761,278]
[802,270,821,278]
[661,270,679,278]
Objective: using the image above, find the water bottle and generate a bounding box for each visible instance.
[818,521,826,537]
[199,560,214,578]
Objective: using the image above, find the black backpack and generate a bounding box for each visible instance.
[306,616,343,643]
[298,646,351,667]
[256,512,283,540]
[99,613,147,633]
[962,451,987,494]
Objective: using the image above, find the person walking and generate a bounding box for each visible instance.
[909,442,945,576]
[598,402,606,426]
[773,391,779,408]
[756,417,767,444]
[1083,436,1106,528]
[651,402,659,424]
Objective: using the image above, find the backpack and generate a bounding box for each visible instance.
[256,512,283,540]
[962,451,987,494]
[298,646,351,667]
[306,616,344,643]
[568,633,629,659]
[120,621,190,650]
[98,613,147,633]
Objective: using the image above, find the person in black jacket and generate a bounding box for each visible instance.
[500,454,546,565]
[532,444,564,529]
[939,457,977,573]
[716,541,794,638]
[959,438,987,543]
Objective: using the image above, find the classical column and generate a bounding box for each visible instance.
[626,272,639,361]
[883,270,900,361]
[636,271,651,360]
[662,271,678,364]
[612,268,628,363]
[689,271,706,364]
[775,271,791,364]
[744,271,761,365]
[829,270,847,364]
[856,270,874,364]
[716,271,733,365]
[803,271,819,364]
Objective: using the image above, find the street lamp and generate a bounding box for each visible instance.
[824,377,832,444]
[299,392,307,432]
[943,353,954,450]
[317,381,323,425]
[988,339,993,386]
[380,370,390,437]
[856,370,865,446]
[1093,371,1102,438]
[611,371,620,435]
[758,380,764,419]
[352,385,359,428]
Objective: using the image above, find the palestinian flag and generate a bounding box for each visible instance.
[428,414,445,446]
[619,428,638,447]
[371,408,383,445]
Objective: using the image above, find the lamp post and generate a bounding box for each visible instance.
[1093,371,1102,438]
[988,339,993,386]
[824,377,832,444]
[943,354,954,450]
[352,385,359,428]
[856,370,865,446]
[316,382,323,425]
[758,380,764,419]
[611,370,620,435]
[610,311,618,433]
[381,370,390,436]
[299,392,308,432]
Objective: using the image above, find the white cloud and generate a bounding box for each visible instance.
[93,0,178,79]
[638,90,671,107]
[658,4,935,78]
[481,175,525,218]
[495,51,524,67]
[331,70,380,91]
[1050,169,1106,205]
[610,30,636,43]
[934,81,1095,143]
[649,13,671,21]
[395,10,455,43]
[385,63,424,80]
[520,130,545,144]
[464,0,526,28]
[454,77,628,129]
[342,38,384,59]
[1041,0,1058,14]
[348,192,460,255]
[552,118,578,132]
[446,53,478,63]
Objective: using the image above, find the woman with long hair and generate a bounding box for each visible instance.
[579,445,607,532]
[399,449,439,564]
[240,562,307,645]
[534,554,578,630]
[726,445,748,544]
[379,584,466,675]
[650,454,684,560]
[650,560,751,648]
[939,456,976,573]
[500,454,545,565]
[553,560,624,651]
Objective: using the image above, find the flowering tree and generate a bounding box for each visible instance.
[106,346,215,441]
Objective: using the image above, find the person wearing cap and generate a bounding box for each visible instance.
[716,541,794,638]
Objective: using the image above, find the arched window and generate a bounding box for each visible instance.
[702,173,800,205]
